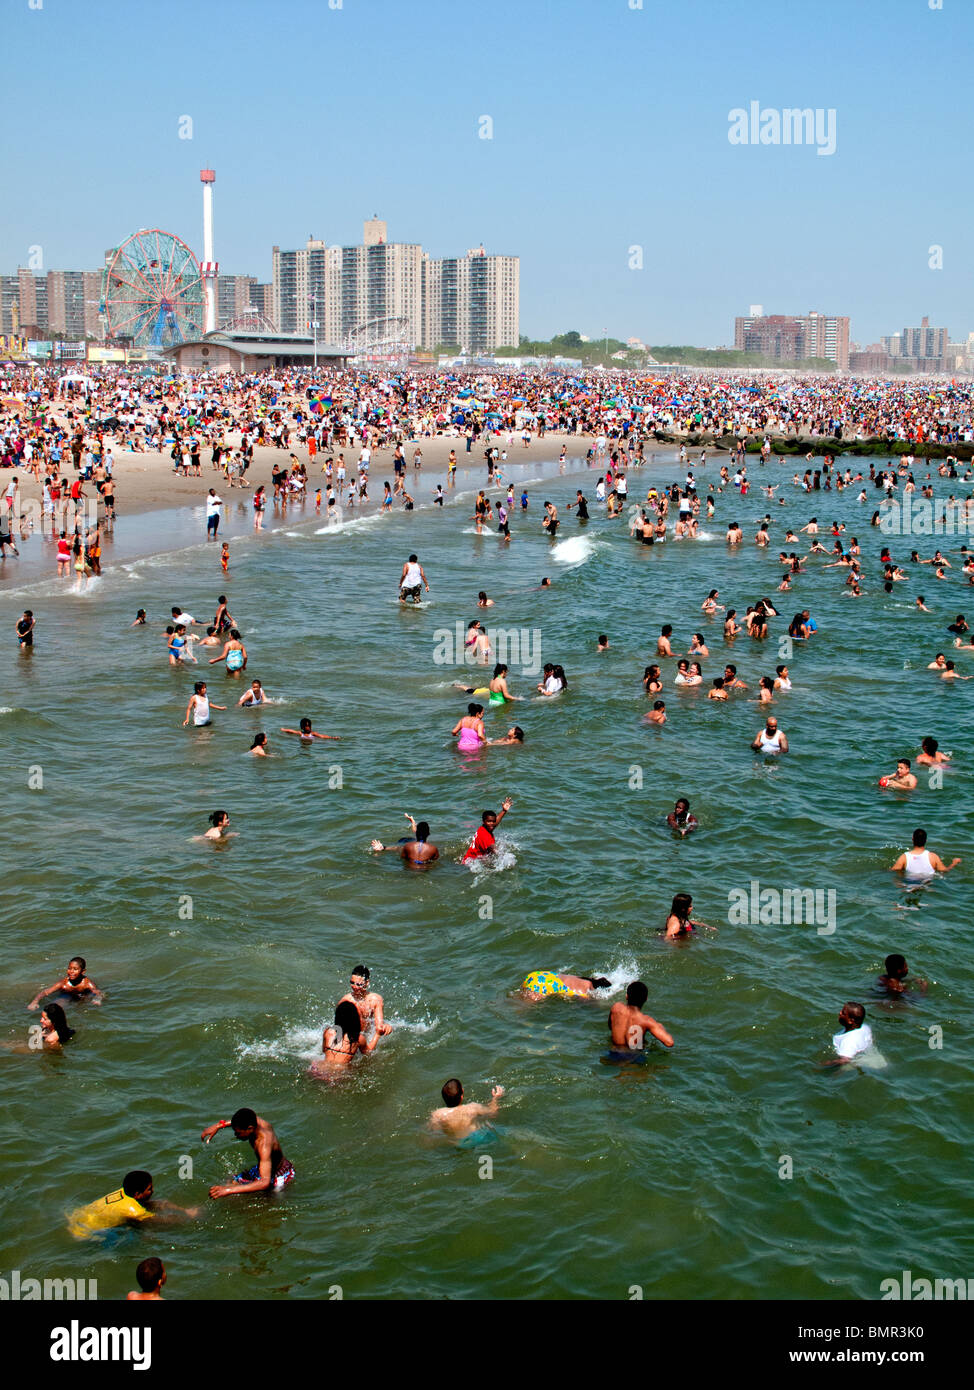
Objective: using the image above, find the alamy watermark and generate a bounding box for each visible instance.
[728,879,836,936]
[433,622,542,677]
[728,102,836,157]
[1,1268,97,1299]
[881,1270,972,1300]
[878,496,973,537]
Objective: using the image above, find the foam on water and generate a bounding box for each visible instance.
[549,534,600,567]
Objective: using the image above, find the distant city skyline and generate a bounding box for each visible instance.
[2,0,970,346]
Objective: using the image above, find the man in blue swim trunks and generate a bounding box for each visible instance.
[201,1107,294,1198]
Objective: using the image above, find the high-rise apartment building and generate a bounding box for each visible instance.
[900,316,947,361]
[1,275,20,335]
[218,274,259,327]
[270,221,518,353]
[421,245,519,353]
[734,310,850,369]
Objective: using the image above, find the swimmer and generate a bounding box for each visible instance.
[752,715,788,753]
[723,665,747,691]
[68,1171,198,1239]
[940,661,972,680]
[371,814,439,867]
[521,971,611,998]
[644,699,666,724]
[453,703,487,752]
[773,664,792,691]
[916,737,950,766]
[657,624,675,657]
[131,609,147,627]
[597,634,610,652]
[29,1003,75,1049]
[890,827,960,879]
[877,953,927,996]
[183,681,225,727]
[822,1002,873,1066]
[28,956,102,1009]
[281,717,340,741]
[701,589,723,614]
[664,892,709,938]
[488,725,524,745]
[209,628,247,674]
[477,591,495,608]
[310,1000,369,1074]
[758,676,775,703]
[666,800,698,836]
[708,677,728,700]
[538,663,567,695]
[249,733,269,756]
[689,633,709,658]
[462,798,513,862]
[338,965,392,1045]
[238,679,267,706]
[643,664,663,694]
[202,810,235,841]
[927,654,947,670]
[880,759,917,791]
[399,554,429,603]
[201,1108,294,1198]
[127,1258,167,1301]
[608,982,674,1056]
[429,1080,505,1140]
[724,611,742,639]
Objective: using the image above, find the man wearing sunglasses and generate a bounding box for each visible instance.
[338,965,392,1049]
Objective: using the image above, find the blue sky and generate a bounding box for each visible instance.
[1,0,969,346]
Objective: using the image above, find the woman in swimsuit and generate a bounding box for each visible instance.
[39,1004,75,1049]
[488,725,524,745]
[643,664,662,695]
[249,733,269,757]
[664,893,708,940]
[701,589,723,614]
[209,629,247,675]
[758,676,775,703]
[281,718,340,742]
[311,1001,374,1076]
[453,703,487,752]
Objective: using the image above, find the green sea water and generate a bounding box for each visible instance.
[0,454,971,1301]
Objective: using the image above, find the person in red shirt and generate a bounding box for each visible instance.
[462,797,513,862]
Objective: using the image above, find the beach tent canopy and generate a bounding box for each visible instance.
[58,373,94,390]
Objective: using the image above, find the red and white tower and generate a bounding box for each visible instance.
[200,169,218,334]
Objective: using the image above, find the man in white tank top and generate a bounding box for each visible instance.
[891,828,960,880]
[752,716,788,754]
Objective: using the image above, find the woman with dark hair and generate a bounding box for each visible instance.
[249,733,269,757]
[40,1003,75,1048]
[311,1000,371,1074]
[489,726,524,745]
[453,703,486,753]
[643,664,662,695]
[664,893,708,939]
[758,676,775,703]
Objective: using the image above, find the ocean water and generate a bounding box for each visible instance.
[0,454,971,1301]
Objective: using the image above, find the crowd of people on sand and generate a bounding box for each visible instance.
[5,359,970,1296]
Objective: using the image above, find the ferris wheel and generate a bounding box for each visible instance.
[103,228,204,347]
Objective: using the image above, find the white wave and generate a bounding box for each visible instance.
[466,836,518,875]
[549,534,599,567]
[237,1025,321,1061]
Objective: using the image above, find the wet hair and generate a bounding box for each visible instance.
[670,893,693,921]
[408,554,418,563]
[231,1108,257,1131]
[68,956,87,972]
[209,810,228,826]
[194,680,206,694]
[333,1000,361,1045]
[43,1002,75,1044]
[712,677,724,689]
[844,1002,865,1027]
[441,1078,463,1107]
[414,821,430,840]
[299,717,312,731]
[553,664,568,688]
[135,609,146,619]
[775,664,787,676]
[587,976,612,990]
[493,663,508,676]
[912,828,927,846]
[884,954,907,976]
[921,737,938,753]
[135,1258,165,1292]
[478,591,488,601]
[206,625,216,635]
[250,734,266,750]
[653,699,665,711]
[123,1171,153,1198]
[626,981,649,1008]
[760,676,774,691]
[467,703,484,716]
[661,624,673,636]
[229,628,241,640]
[218,595,227,604]
[511,727,524,741]
[352,965,370,982]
